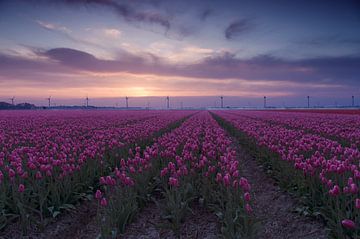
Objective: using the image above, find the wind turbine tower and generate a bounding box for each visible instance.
[86,95,89,108]
[220,96,224,108]
[307,96,310,108]
[264,96,267,108]
[125,96,129,109]
[9,96,15,105]
[46,96,51,108]
[166,96,170,109]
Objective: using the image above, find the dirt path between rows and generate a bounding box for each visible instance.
[236,145,329,239]
[121,202,219,239]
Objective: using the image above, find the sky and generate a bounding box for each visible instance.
[0,0,360,108]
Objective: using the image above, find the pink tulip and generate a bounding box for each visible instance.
[349,183,358,194]
[356,198,360,209]
[216,173,222,183]
[35,171,42,179]
[168,177,179,187]
[100,177,106,185]
[9,169,15,178]
[341,219,356,230]
[95,190,102,200]
[329,185,340,196]
[223,174,230,187]
[100,197,108,207]
[244,192,251,202]
[232,179,238,188]
[129,166,135,174]
[18,184,25,193]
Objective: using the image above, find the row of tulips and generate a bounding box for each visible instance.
[97,111,254,238]
[238,110,360,148]
[0,110,191,233]
[213,110,360,238]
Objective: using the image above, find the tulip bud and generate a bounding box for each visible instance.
[169,177,179,187]
[341,219,356,230]
[95,190,102,200]
[223,174,231,187]
[100,197,108,207]
[349,183,358,194]
[244,192,251,202]
[9,169,15,178]
[329,185,340,196]
[356,198,360,209]
[18,184,25,193]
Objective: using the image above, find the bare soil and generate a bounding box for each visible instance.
[121,202,219,239]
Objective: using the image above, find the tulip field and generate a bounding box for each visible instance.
[0,110,191,235]
[0,109,359,238]
[214,110,360,239]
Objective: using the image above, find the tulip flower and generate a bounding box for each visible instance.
[95,190,102,200]
[341,219,356,230]
[18,184,25,193]
[168,177,179,187]
[100,197,108,207]
[244,192,251,202]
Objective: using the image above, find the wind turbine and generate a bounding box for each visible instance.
[264,96,267,108]
[125,96,129,109]
[220,96,224,108]
[9,96,15,105]
[307,96,310,108]
[45,96,51,108]
[166,96,170,109]
[85,95,89,107]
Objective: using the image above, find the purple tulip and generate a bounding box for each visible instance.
[18,184,25,193]
[341,219,356,230]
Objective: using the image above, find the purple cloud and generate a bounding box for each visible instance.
[52,0,171,32]
[225,19,253,40]
[1,48,360,88]
[199,8,213,21]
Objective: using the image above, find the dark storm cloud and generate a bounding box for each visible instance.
[225,19,253,40]
[2,47,359,87]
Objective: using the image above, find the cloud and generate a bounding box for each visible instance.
[54,0,171,32]
[1,47,360,89]
[28,0,200,40]
[104,28,121,38]
[199,8,213,21]
[225,19,253,40]
[36,20,71,33]
[295,35,360,46]
[35,19,102,48]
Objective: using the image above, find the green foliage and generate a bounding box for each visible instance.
[99,187,139,238]
[157,182,196,235]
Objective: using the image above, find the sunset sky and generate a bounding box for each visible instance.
[0,0,360,107]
